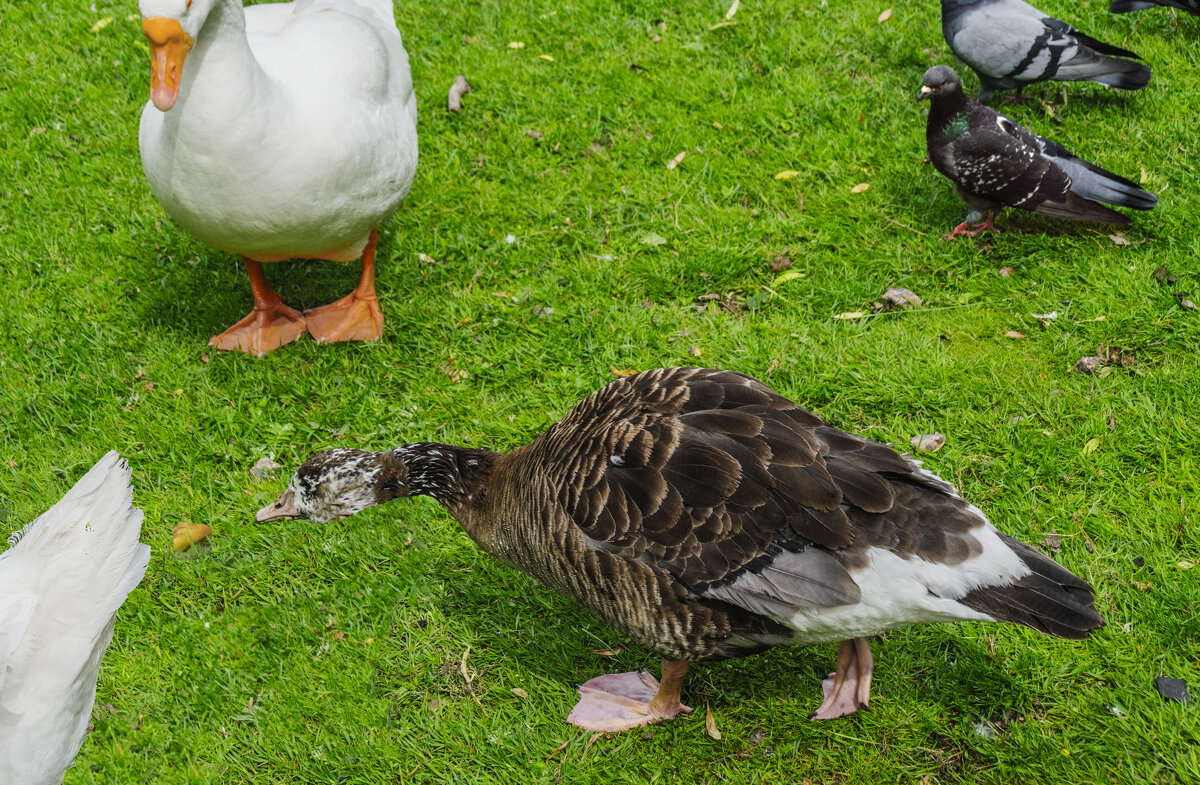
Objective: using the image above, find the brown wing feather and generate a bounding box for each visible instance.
[538,368,937,595]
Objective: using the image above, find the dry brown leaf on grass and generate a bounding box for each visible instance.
[878,8,893,23]
[877,287,921,311]
[850,183,870,194]
[911,433,946,452]
[1042,530,1062,554]
[705,705,722,739]
[1005,331,1025,339]
[667,151,687,170]
[172,522,212,553]
[250,456,282,479]
[447,75,472,112]
[511,687,529,699]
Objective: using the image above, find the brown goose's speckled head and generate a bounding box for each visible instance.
[256,448,403,524]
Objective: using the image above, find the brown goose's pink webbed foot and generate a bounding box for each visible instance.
[811,637,874,720]
[567,660,693,732]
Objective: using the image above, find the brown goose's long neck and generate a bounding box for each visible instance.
[387,443,497,517]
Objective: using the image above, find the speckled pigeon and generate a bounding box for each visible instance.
[920,65,1157,238]
[1111,0,1199,16]
[942,0,1151,101]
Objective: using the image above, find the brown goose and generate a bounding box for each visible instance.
[257,368,1104,731]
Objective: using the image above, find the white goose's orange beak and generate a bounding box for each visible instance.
[143,17,194,111]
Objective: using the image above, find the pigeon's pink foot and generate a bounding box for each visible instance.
[944,213,999,240]
[1002,88,1033,104]
[567,661,693,732]
[810,637,874,720]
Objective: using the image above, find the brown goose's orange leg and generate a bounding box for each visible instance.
[209,258,306,357]
[305,229,385,344]
[567,660,693,732]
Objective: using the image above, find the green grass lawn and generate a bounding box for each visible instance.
[1,0,1198,782]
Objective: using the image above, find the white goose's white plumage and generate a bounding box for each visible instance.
[137,0,419,354]
[0,453,150,785]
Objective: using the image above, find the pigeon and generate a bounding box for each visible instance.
[920,65,1157,238]
[942,0,1151,101]
[1111,0,1200,16]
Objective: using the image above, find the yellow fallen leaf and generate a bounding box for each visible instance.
[1177,561,1194,570]
[508,41,525,49]
[833,311,867,320]
[1082,437,1100,455]
[726,0,741,20]
[878,8,893,23]
[172,522,212,553]
[850,183,870,194]
[775,170,800,180]
[537,54,554,61]
[705,705,722,740]
[1140,166,1148,184]
[772,270,806,286]
[91,16,114,32]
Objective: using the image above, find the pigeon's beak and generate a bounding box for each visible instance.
[918,85,933,102]
[256,487,301,523]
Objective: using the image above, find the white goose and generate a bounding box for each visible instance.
[138,0,419,356]
[0,452,150,784]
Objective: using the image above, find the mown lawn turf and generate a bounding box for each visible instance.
[0,1,1197,783]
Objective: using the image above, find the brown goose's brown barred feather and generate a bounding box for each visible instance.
[459,368,1024,661]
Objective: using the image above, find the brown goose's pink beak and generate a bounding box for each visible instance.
[256,488,298,522]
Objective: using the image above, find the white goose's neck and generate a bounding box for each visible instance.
[176,0,269,117]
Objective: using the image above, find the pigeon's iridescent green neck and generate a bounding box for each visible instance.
[940,112,970,140]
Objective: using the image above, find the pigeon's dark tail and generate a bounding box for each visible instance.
[959,534,1105,640]
[1089,60,1152,92]
[1109,0,1160,13]
[1042,142,1159,211]
[1034,191,1132,225]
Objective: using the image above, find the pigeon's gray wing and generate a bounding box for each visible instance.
[1034,137,1158,210]
[947,0,1148,98]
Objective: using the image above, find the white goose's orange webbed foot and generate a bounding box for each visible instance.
[811,637,874,721]
[305,229,385,344]
[210,258,305,357]
[567,661,693,732]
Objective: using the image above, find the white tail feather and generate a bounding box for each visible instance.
[0,452,150,785]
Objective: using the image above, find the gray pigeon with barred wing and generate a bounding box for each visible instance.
[1111,0,1200,15]
[258,367,1104,731]
[942,0,1151,101]
[921,66,1156,238]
